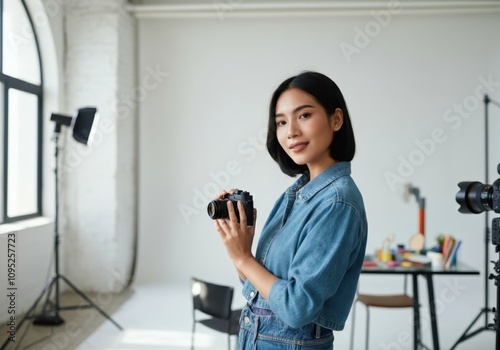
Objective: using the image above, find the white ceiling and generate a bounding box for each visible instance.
[127,0,500,18]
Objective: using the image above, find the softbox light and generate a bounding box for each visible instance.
[50,107,98,145]
[14,105,122,332]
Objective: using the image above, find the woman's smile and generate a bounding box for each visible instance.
[289,141,309,152]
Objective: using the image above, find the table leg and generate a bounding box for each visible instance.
[425,274,440,350]
[412,274,420,350]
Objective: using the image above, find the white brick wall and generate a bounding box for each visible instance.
[61,0,136,292]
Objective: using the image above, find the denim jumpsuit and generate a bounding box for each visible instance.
[239,162,368,349]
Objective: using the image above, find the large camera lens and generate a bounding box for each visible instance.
[207,200,229,220]
[456,181,493,214]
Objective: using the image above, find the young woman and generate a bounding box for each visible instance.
[214,71,367,349]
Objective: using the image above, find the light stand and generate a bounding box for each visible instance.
[1,108,122,350]
[491,216,500,350]
[451,95,500,349]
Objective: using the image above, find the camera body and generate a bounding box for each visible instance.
[207,190,254,226]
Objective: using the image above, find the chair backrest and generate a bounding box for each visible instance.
[357,274,411,296]
[191,277,234,320]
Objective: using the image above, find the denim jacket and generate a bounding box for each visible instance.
[241,161,367,331]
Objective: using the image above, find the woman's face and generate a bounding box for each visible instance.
[275,88,343,179]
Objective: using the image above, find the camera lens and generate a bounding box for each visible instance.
[207,201,217,218]
[207,200,229,220]
[456,181,493,214]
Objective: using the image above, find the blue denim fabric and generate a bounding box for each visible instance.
[242,162,367,331]
[239,300,334,349]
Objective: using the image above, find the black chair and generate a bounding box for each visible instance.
[191,277,242,350]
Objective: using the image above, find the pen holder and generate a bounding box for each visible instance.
[426,251,443,268]
[377,248,392,263]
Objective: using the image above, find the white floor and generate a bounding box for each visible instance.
[76,283,238,350]
[75,283,496,350]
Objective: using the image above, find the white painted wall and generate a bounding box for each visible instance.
[136,6,500,349]
[0,219,54,324]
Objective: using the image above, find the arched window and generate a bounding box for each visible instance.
[0,0,43,223]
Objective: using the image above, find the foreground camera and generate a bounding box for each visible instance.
[456,178,500,214]
[207,190,254,226]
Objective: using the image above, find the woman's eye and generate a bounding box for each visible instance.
[276,120,286,127]
[299,113,311,119]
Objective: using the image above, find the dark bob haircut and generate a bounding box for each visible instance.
[266,71,356,177]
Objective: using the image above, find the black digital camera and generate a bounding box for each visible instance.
[456,164,500,214]
[207,190,254,226]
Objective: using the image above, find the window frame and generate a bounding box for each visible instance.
[0,0,44,223]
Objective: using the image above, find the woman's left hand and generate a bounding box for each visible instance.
[215,200,257,266]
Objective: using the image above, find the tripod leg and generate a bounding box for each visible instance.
[33,277,65,326]
[1,278,57,350]
[450,309,487,350]
[39,278,56,314]
[59,275,123,331]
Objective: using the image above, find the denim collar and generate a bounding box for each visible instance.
[285,162,351,202]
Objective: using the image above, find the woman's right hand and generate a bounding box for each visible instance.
[213,188,257,266]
